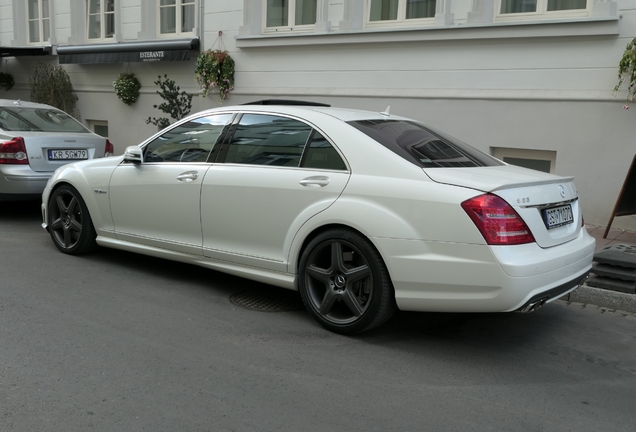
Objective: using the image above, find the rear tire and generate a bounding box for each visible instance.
[298,229,396,334]
[48,185,97,255]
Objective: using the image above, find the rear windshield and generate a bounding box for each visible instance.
[348,119,503,168]
[0,107,89,133]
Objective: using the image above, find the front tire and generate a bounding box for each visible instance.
[298,229,396,334]
[48,185,97,255]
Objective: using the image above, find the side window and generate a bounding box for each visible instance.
[266,0,317,30]
[144,114,231,163]
[223,114,312,166]
[301,131,347,170]
[368,0,436,24]
[87,0,115,40]
[160,0,196,35]
[28,0,51,44]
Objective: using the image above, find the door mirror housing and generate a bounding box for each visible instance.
[123,146,143,164]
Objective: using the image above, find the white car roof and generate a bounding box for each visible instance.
[203,103,410,123]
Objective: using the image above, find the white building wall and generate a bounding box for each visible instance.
[1,0,635,230]
[0,0,14,46]
[121,0,141,41]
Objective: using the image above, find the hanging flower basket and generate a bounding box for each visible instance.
[0,72,14,91]
[613,38,636,109]
[113,72,141,105]
[194,49,235,104]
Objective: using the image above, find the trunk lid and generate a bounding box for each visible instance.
[424,165,582,248]
[17,131,106,172]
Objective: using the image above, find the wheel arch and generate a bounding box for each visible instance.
[45,170,110,234]
[294,224,398,334]
[290,222,394,288]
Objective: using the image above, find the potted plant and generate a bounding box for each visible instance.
[28,63,78,118]
[0,72,14,91]
[613,37,636,109]
[194,49,235,104]
[146,74,193,129]
[113,72,141,105]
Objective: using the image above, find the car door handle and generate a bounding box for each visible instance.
[300,176,330,187]
[176,171,199,182]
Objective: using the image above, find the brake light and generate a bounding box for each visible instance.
[105,139,114,157]
[461,194,535,245]
[0,137,29,165]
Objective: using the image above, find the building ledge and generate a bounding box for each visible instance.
[236,16,620,48]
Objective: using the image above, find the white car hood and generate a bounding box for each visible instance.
[422,165,573,193]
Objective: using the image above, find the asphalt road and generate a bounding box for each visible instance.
[1,201,635,432]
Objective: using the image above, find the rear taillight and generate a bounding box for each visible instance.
[105,139,114,157]
[0,137,29,165]
[461,193,535,245]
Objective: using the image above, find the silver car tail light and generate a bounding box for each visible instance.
[105,139,114,157]
[0,137,29,165]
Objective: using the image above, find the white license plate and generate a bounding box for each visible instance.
[48,149,88,160]
[542,204,574,229]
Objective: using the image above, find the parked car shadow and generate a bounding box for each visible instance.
[79,245,567,354]
[0,199,42,223]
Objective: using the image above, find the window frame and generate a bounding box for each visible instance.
[86,0,115,41]
[495,0,591,22]
[157,0,196,38]
[491,147,557,174]
[216,112,349,171]
[365,0,436,29]
[87,120,109,138]
[141,113,234,164]
[27,0,51,44]
[263,0,317,33]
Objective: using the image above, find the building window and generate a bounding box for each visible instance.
[88,120,109,137]
[368,0,436,23]
[498,0,589,18]
[492,148,556,174]
[87,0,115,40]
[265,0,317,30]
[27,0,50,44]
[160,0,195,35]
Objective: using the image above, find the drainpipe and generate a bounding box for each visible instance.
[199,0,205,47]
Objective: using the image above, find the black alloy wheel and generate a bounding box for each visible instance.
[298,229,396,334]
[48,185,97,255]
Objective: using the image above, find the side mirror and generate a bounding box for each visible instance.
[123,146,143,164]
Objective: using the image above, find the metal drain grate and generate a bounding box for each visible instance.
[230,289,304,312]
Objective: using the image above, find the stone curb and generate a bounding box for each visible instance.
[558,284,636,314]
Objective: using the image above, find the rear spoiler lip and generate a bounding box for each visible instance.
[421,165,575,193]
[488,176,575,192]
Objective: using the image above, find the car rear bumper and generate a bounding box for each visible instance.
[373,229,596,313]
[0,165,51,196]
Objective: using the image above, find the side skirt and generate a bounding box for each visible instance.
[96,236,297,290]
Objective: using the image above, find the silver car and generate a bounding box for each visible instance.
[0,99,112,201]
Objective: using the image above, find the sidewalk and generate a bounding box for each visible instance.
[560,225,636,313]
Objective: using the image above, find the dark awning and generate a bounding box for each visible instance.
[0,46,52,58]
[56,38,199,64]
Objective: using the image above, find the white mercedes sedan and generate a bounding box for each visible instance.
[41,101,595,334]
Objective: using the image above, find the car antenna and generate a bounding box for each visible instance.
[381,106,391,116]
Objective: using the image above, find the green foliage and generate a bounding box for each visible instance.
[614,38,636,109]
[194,49,235,104]
[28,63,78,117]
[0,72,14,91]
[113,73,141,105]
[146,75,193,128]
